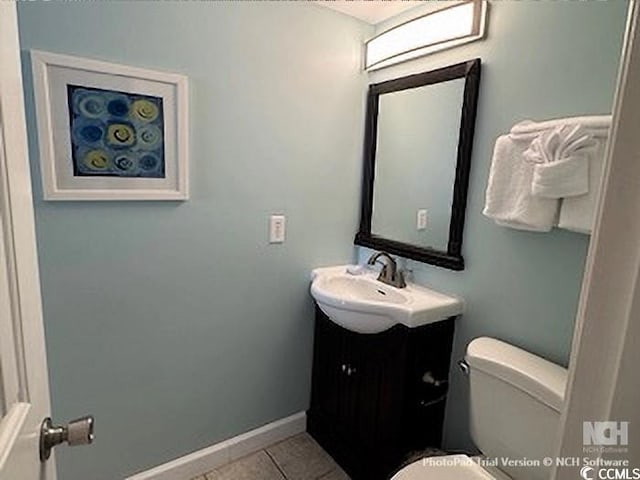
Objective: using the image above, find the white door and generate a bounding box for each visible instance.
[554,1,640,476]
[0,2,56,479]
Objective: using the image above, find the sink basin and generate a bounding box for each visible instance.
[310,265,463,334]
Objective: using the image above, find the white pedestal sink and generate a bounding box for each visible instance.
[310,265,463,334]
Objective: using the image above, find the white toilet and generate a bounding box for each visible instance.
[392,337,568,480]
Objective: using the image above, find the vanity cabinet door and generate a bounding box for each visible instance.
[309,308,410,479]
[309,308,348,424]
[344,326,407,446]
[344,327,409,478]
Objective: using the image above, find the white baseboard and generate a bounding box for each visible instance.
[126,412,307,480]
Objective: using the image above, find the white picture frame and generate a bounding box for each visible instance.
[31,50,189,201]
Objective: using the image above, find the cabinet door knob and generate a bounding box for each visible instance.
[422,371,448,387]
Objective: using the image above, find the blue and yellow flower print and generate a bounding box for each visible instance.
[68,85,165,178]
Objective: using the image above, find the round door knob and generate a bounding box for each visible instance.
[40,415,95,461]
[67,415,95,446]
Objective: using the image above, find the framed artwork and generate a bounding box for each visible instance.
[31,50,189,200]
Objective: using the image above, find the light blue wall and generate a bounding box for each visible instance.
[362,0,628,451]
[373,79,464,249]
[17,3,370,479]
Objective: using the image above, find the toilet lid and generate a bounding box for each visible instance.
[391,455,497,480]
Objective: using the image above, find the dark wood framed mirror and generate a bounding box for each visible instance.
[355,58,481,270]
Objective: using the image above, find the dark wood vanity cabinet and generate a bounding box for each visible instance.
[307,307,456,480]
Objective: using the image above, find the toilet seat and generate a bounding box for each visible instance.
[391,454,512,480]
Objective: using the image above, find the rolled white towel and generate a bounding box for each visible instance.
[483,135,559,232]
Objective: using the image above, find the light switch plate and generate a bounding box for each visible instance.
[269,215,286,243]
[417,209,428,230]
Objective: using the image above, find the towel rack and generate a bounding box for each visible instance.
[511,115,611,136]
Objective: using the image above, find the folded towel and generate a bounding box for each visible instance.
[531,155,590,198]
[527,116,611,234]
[483,135,559,232]
[558,139,609,234]
[525,124,598,198]
[485,115,611,234]
[523,127,564,165]
[558,125,599,156]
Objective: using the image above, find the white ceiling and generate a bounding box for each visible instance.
[316,1,425,25]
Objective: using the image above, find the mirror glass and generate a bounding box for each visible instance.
[371,78,465,251]
[355,59,481,270]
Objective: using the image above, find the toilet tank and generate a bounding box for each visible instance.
[466,337,568,480]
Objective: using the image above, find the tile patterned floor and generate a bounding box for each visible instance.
[189,433,350,480]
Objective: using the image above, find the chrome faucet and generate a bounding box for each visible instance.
[366,251,406,289]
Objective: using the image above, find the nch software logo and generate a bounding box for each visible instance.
[582,422,629,452]
[584,422,629,446]
[581,421,635,479]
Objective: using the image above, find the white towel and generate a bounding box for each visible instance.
[523,126,565,165]
[558,139,608,234]
[525,124,598,198]
[483,135,559,232]
[485,116,611,233]
[532,155,590,198]
[513,115,611,234]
